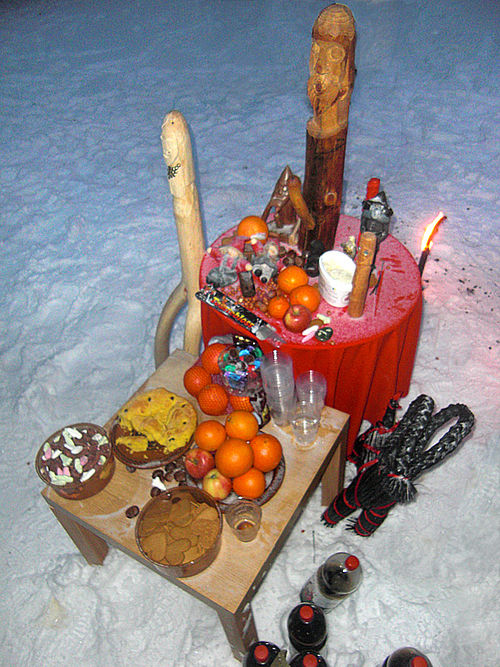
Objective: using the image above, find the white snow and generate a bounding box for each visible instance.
[1,1,499,665]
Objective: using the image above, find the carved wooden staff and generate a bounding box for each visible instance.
[299,4,356,252]
[348,232,377,318]
[154,110,205,367]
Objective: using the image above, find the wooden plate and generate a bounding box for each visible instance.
[184,456,286,512]
[110,421,193,470]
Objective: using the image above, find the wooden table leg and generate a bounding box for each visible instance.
[49,505,109,565]
[216,602,258,661]
[321,420,348,506]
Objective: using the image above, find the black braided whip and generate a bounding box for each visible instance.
[411,403,475,477]
[378,398,475,501]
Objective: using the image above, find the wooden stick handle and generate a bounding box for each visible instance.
[347,232,377,318]
[156,110,205,361]
[288,175,315,230]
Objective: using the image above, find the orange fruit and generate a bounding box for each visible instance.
[229,394,253,412]
[183,365,211,396]
[232,467,266,499]
[267,295,290,320]
[215,437,254,478]
[197,383,229,415]
[250,433,283,472]
[289,284,321,313]
[237,215,268,241]
[225,410,259,441]
[194,420,227,451]
[277,265,309,294]
[200,343,228,375]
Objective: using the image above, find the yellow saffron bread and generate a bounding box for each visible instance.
[112,387,197,468]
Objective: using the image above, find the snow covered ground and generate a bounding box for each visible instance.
[1,1,499,665]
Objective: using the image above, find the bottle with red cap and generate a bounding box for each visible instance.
[365,177,381,200]
[289,650,329,666]
[243,641,281,666]
[287,603,327,655]
[300,552,362,612]
[382,647,433,667]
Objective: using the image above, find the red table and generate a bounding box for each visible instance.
[200,215,422,455]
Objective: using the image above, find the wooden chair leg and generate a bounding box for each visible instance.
[49,506,108,565]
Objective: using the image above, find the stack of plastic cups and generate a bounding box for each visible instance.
[291,371,327,448]
[259,350,296,426]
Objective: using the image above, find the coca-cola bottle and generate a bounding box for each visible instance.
[287,603,327,654]
[289,650,329,666]
[382,647,433,667]
[300,552,362,612]
[244,641,281,666]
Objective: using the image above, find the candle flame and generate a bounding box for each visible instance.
[421,212,446,251]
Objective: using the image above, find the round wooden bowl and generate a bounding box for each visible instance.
[135,486,223,578]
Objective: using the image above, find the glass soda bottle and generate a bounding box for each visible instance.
[300,552,362,612]
[289,650,329,666]
[382,647,433,667]
[287,603,327,654]
[244,641,281,666]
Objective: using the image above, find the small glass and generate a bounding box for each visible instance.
[225,500,262,542]
[291,400,321,449]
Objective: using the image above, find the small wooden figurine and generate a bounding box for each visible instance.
[287,174,316,246]
[261,165,297,233]
[299,4,356,252]
[347,232,376,318]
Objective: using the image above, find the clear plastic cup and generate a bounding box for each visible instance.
[295,370,327,417]
[291,400,321,448]
[260,350,296,426]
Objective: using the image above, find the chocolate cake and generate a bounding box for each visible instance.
[36,422,115,500]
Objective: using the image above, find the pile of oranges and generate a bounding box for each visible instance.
[268,265,321,329]
[183,342,244,416]
[193,411,283,499]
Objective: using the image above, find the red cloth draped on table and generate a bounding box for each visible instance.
[199,215,422,455]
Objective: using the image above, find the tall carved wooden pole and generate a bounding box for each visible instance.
[154,111,205,367]
[299,4,356,252]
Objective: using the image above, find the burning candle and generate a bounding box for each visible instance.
[418,211,446,275]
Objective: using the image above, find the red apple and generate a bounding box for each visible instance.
[202,468,232,500]
[184,447,215,479]
[283,303,312,333]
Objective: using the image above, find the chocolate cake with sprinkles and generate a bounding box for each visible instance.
[36,423,115,499]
